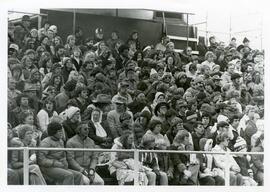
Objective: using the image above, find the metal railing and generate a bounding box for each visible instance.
[7,147,264,186]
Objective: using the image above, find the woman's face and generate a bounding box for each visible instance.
[24,115,34,125]
[42,37,49,45]
[54,38,60,45]
[66,60,73,69]
[24,130,33,143]
[46,101,54,111]
[46,59,53,68]
[127,134,134,145]
[92,110,100,122]
[86,53,96,62]
[167,56,174,65]
[85,62,94,70]
[25,57,32,68]
[157,95,165,103]
[99,42,106,51]
[207,55,214,62]
[69,37,75,45]
[185,92,193,102]
[74,50,80,57]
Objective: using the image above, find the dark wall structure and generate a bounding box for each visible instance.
[40,9,197,50]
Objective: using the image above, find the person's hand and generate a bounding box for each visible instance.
[183,170,192,178]
[89,174,95,184]
[81,169,88,177]
[204,168,211,174]
[167,169,174,179]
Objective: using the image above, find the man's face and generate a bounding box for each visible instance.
[80,90,89,100]
[232,119,239,128]
[196,81,204,91]
[71,111,81,123]
[57,48,65,56]
[24,130,33,143]
[79,124,89,137]
[54,129,63,140]
[122,49,129,58]
[202,117,210,126]
[195,124,204,135]
[115,103,125,112]
[159,106,168,116]
[153,124,162,134]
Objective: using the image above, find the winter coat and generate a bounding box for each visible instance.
[66,135,98,171]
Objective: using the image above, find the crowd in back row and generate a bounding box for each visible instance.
[7,15,264,186]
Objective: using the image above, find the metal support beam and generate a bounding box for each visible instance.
[186,13,189,47]
[23,148,29,185]
[133,149,139,185]
[73,9,76,35]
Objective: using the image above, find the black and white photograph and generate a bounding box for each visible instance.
[1,0,269,191]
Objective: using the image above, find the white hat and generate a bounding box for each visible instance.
[66,106,80,119]
[150,68,158,76]
[9,44,19,52]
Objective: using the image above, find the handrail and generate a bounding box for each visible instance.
[7,147,265,155]
[7,147,264,186]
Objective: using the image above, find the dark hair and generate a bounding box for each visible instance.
[229,114,240,124]
[16,94,29,106]
[42,96,56,110]
[216,132,229,144]
[148,120,162,131]
[165,109,177,120]
[120,130,134,149]
[19,111,34,124]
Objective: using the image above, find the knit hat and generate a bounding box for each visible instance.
[217,115,229,123]
[64,79,77,92]
[234,137,247,152]
[66,106,80,119]
[18,125,33,139]
[47,122,63,136]
[176,72,187,80]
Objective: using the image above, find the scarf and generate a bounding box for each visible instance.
[91,111,107,138]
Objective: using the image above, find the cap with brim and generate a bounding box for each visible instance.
[9,44,19,52]
[212,75,222,80]
[231,73,242,80]
[92,94,111,104]
[112,95,127,104]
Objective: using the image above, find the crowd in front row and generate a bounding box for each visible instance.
[7,15,264,185]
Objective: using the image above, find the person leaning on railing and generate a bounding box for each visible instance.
[10,124,46,185]
[37,122,84,185]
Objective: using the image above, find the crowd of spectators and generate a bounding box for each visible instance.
[7,14,264,186]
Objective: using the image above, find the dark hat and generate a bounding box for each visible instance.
[154,102,169,116]
[243,37,250,43]
[140,110,152,120]
[186,110,198,121]
[178,100,188,107]
[92,94,111,104]
[95,28,103,34]
[118,44,129,54]
[47,122,63,136]
[54,44,65,52]
[231,73,242,80]
[52,63,62,71]
[217,121,230,129]
[64,79,77,92]
[22,15,30,22]
[119,112,132,123]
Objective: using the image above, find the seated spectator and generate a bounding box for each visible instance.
[109,130,153,185]
[10,124,46,185]
[62,106,81,140]
[38,122,84,185]
[233,137,257,185]
[197,138,225,185]
[139,134,168,185]
[66,122,104,185]
[251,133,264,186]
[212,132,244,186]
[88,108,113,148]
